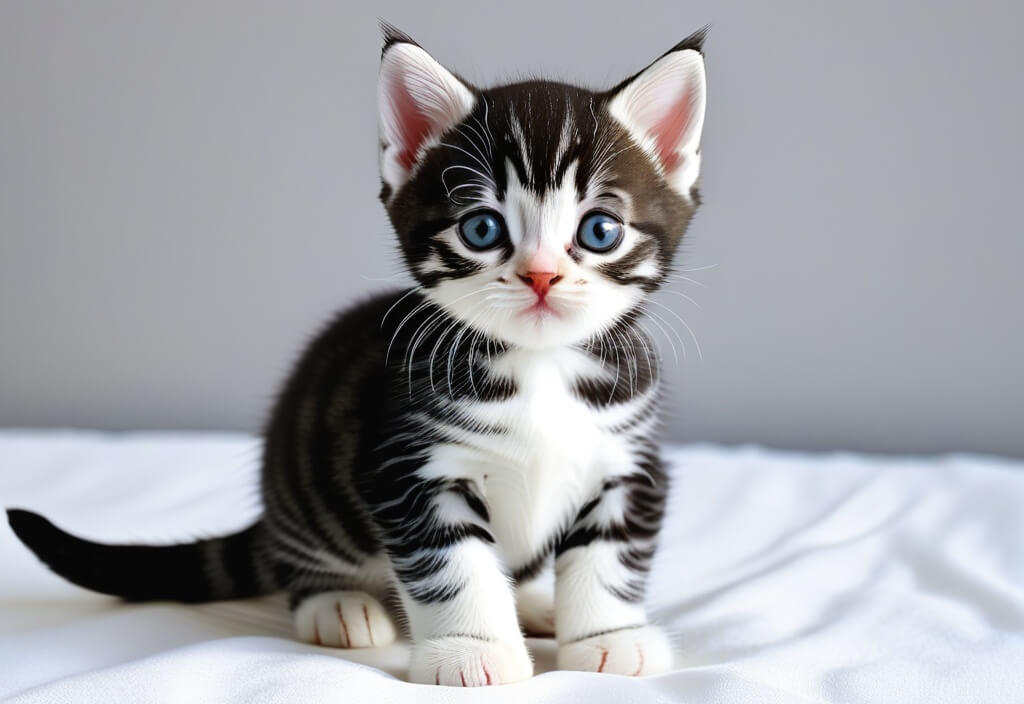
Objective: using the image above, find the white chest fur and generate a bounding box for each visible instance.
[422,347,640,569]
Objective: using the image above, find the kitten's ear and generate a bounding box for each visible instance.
[378,27,476,195]
[608,29,708,196]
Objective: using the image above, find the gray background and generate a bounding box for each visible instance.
[1,1,1021,456]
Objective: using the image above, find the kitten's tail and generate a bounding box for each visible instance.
[6,509,278,603]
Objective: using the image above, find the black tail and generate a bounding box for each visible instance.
[6,509,278,603]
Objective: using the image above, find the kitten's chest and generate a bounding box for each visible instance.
[485,348,619,467]
[461,349,633,566]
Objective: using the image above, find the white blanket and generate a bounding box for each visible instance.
[1,431,1021,703]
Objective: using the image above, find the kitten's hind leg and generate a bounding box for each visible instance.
[516,562,555,637]
[294,590,397,648]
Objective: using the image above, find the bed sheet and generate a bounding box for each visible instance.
[1,430,1022,703]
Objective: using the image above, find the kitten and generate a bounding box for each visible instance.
[7,24,708,686]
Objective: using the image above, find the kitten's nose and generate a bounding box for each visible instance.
[517,271,562,298]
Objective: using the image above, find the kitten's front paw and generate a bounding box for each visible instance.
[294,590,396,648]
[558,625,672,676]
[410,636,533,686]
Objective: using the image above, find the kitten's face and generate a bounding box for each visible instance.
[379,29,707,349]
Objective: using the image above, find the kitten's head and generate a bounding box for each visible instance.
[378,25,707,349]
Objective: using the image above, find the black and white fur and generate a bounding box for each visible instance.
[7,25,708,686]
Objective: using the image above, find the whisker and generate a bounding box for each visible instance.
[637,306,681,365]
[645,299,703,361]
[403,286,496,392]
[656,289,701,309]
[664,274,708,288]
[455,122,492,164]
[381,287,422,328]
[387,298,438,365]
[612,329,636,398]
[625,324,657,381]
[673,264,719,273]
[439,143,496,184]
[446,299,491,399]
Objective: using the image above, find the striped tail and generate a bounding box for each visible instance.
[6,509,277,603]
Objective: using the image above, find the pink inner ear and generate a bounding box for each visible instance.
[652,85,695,173]
[390,78,433,170]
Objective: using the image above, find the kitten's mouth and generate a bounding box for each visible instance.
[520,298,560,319]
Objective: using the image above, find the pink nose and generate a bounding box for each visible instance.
[517,271,562,298]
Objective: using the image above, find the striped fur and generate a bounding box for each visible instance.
[7,25,709,686]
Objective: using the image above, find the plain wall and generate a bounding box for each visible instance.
[1,1,1021,456]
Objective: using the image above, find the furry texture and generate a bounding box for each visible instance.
[7,25,709,686]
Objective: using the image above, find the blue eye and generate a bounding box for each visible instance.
[577,212,624,253]
[458,211,506,250]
